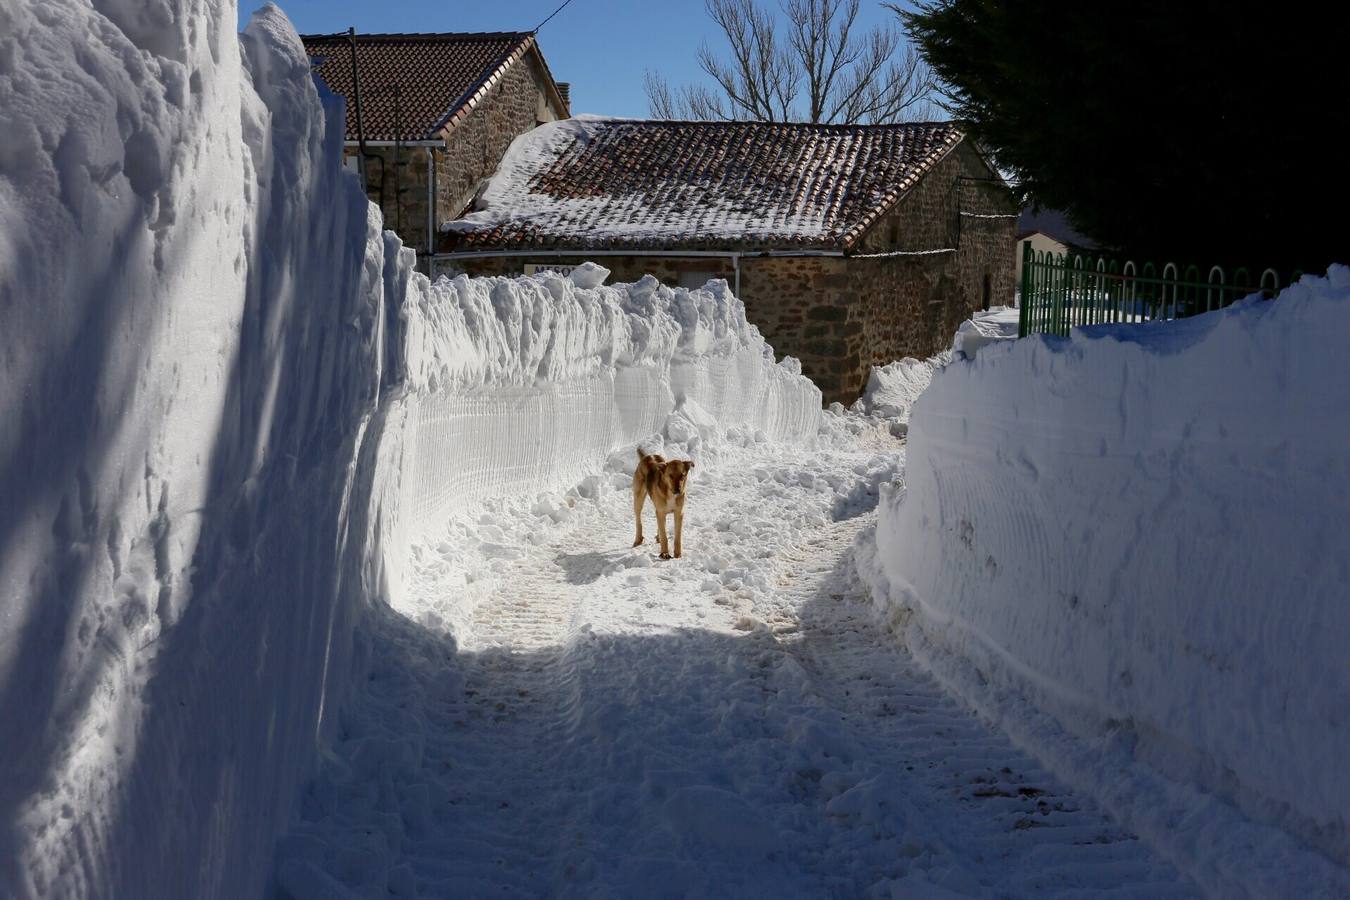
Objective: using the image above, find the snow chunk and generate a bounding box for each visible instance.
[665,397,718,447]
[569,260,610,289]
[951,305,1020,358]
[858,356,946,422]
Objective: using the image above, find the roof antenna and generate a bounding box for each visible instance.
[533,0,577,33]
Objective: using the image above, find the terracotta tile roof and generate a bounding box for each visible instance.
[444,118,965,252]
[300,32,563,142]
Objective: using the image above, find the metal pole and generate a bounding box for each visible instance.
[347,27,368,193]
[1018,240,1032,337]
[393,84,402,234]
[426,148,436,260]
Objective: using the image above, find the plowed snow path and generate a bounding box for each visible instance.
[281,431,1195,898]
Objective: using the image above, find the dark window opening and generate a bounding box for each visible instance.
[981,273,992,311]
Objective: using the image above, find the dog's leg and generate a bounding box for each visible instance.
[657,511,671,560]
[673,502,684,558]
[632,481,646,547]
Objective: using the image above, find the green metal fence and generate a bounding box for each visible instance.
[1017,243,1295,338]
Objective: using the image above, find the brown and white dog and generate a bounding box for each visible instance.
[632,448,694,559]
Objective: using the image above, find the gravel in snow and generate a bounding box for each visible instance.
[278,421,1194,898]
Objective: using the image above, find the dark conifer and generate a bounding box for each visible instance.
[900,1,1348,272]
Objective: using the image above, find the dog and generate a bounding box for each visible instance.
[632,448,694,559]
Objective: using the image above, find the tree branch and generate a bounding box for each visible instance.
[647,0,934,124]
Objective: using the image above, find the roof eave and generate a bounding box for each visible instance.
[837,129,966,252]
[434,246,847,260]
[431,34,570,142]
[437,232,847,256]
[429,34,531,139]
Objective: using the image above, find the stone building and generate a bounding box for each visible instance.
[301,31,570,264]
[438,119,1017,403]
[1014,207,1098,285]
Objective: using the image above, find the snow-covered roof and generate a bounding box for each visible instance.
[300,32,568,142]
[443,117,965,252]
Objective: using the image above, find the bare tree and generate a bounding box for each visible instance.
[645,0,934,123]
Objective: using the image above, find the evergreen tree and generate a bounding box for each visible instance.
[900,1,1348,273]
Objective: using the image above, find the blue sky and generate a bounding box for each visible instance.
[239,0,916,119]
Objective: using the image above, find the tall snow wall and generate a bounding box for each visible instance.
[0,3,821,897]
[387,265,821,551]
[0,4,395,896]
[860,271,1350,888]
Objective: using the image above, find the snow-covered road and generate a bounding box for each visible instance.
[280,424,1195,898]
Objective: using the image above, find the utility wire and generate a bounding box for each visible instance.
[533,0,577,33]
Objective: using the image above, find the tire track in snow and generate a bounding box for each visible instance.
[393,489,676,895]
[400,551,595,895]
[761,519,1195,896]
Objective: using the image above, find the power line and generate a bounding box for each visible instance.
[533,0,577,33]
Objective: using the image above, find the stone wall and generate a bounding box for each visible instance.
[445,142,1016,405]
[435,53,559,232]
[346,146,433,255]
[737,257,854,401]
[843,143,1019,399]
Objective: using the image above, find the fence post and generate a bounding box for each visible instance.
[1108,260,1121,323]
[1094,257,1108,326]
[1183,264,1201,317]
[1206,265,1224,313]
[1162,263,1178,320]
[1018,241,1033,338]
[1259,268,1280,298]
[1051,255,1064,336]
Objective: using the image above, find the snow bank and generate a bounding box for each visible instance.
[0,4,393,897]
[390,267,820,544]
[860,271,1350,892]
[855,355,947,426]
